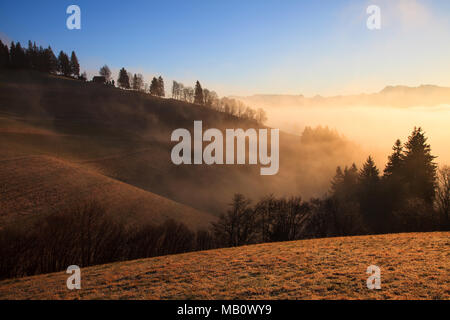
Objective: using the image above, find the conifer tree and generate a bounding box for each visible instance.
[27,40,37,69]
[57,51,71,76]
[157,76,165,97]
[194,80,204,104]
[45,46,58,73]
[69,51,80,77]
[150,77,159,96]
[358,156,381,232]
[331,166,344,195]
[331,164,359,201]
[0,40,9,68]
[381,139,406,220]
[402,127,437,204]
[384,139,403,178]
[117,67,130,89]
[132,74,138,90]
[359,156,379,186]
[10,42,28,68]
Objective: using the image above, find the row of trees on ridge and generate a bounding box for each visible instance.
[0,40,82,79]
[1,39,267,124]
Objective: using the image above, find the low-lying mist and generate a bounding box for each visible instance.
[3,71,448,218]
[263,104,450,168]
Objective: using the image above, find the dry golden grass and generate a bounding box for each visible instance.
[0,232,448,300]
[0,155,215,230]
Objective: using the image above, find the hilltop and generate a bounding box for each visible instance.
[0,232,448,299]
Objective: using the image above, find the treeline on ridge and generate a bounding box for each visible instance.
[0,39,267,124]
[0,39,80,78]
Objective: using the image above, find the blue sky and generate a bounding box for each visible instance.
[1,0,450,96]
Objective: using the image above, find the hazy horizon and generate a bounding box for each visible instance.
[2,0,450,97]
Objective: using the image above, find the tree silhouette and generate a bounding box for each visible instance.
[79,71,87,81]
[4,40,62,74]
[132,74,138,90]
[203,88,210,105]
[117,67,130,89]
[99,65,111,81]
[172,81,180,99]
[358,156,382,231]
[131,73,144,91]
[26,41,37,69]
[157,76,165,97]
[9,42,16,67]
[359,156,379,185]
[194,80,204,104]
[150,77,159,96]
[256,108,268,124]
[436,166,450,229]
[402,127,437,205]
[268,197,310,242]
[10,42,28,69]
[45,46,58,73]
[331,166,344,194]
[183,86,194,103]
[212,194,255,247]
[57,51,71,76]
[0,40,9,68]
[382,139,407,220]
[69,51,80,77]
[384,139,403,178]
[331,164,358,201]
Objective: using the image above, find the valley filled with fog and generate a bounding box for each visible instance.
[258,104,450,168]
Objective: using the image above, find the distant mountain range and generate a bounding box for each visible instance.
[232,85,450,108]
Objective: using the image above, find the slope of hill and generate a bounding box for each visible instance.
[0,70,361,216]
[0,155,214,230]
[0,232,447,299]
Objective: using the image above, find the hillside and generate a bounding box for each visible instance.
[0,155,214,230]
[0,70,361,216]
[0,232,448,299]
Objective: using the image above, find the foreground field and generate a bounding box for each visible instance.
[0,232,448,299]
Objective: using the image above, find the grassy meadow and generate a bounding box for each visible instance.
[0,232,448,300]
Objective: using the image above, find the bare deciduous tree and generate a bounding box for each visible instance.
[436,166,450,229]
[99,65,111,81]
[132,73,144,91]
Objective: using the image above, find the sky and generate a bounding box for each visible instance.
[1,0,450,97]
